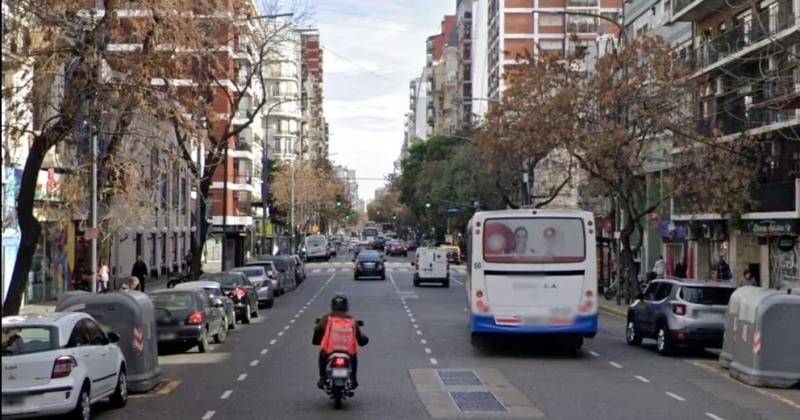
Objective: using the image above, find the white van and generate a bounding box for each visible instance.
[305,235,329,262]
[413,247,449,287]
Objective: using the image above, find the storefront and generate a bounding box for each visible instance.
[657,220,690,278]
[743,219,799,289]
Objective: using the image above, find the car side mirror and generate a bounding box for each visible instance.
[357,320,364,327]
[107,332,120,343]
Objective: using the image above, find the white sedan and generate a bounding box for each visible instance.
[2,312,128,419]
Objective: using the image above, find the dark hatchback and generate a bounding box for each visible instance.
[150,289,227,353]
[354,251,385,280]
[201,272,260,324]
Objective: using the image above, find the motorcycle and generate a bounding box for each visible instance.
[317,319,364,409]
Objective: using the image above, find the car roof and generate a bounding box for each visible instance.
[3,312,93,346]
[174,281,222,290]
[655,277,736,288]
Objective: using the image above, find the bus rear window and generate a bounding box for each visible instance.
[482,218,585,263]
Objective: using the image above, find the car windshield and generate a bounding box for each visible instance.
[217,275,245,287]
[233,268,263,278]
[151,292,194,310]
[679,286,735,305]
[306,236,326,247]
[1,326,58,356]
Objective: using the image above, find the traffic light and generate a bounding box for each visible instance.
[392,215,397,221]
[335,194,342,208]
[425,195,432,209]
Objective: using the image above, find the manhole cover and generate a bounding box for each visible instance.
[450,391,507,412]
[438,370,482,386]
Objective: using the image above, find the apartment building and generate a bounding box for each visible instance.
[261,24,303,162]
[486,0,623,100]
[433,28,461,135]
[668,0,799,289]
[457,0,475,127]
[300,30,328,160]
[426,16,457,136]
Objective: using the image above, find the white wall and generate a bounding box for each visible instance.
[471,0,489,121]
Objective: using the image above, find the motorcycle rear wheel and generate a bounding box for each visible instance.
[333,388,343,409]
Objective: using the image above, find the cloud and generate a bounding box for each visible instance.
[314,0,454,200]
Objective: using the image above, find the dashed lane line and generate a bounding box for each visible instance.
[609,362,623,369]
[589,351,600,357]
[665,392,686,402]
[425,348,432,354]
[416,330,422,335]
[237,374,247,381]
[429,358,438,365]
[278,331,284,336]
[635,375,650,383]
[420,339,427,345]
[202,411,215,420]
[270,339,277,345]
[220,390,232,400]
[260,349,268,355]
[284,325,290,330]
[705,413,725,420]
[250,360,259,367]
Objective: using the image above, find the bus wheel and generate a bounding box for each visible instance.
[470,333,487,348]
[561,336,583,351]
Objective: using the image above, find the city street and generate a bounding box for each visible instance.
[84,252,799,420]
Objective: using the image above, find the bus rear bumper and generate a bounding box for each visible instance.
[470,314,598,338]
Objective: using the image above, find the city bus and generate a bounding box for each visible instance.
[466,209,598,349]
[361,226,378,242]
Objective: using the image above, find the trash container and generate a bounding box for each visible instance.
[56,291,161,393]
[727,288,800,389]
[719,286,762,369]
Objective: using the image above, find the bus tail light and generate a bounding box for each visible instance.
[579,290,595,314]
[476,300,490,314]
[476,290,483,298]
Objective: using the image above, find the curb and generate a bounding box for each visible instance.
[599,303,627,318]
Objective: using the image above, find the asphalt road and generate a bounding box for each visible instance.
[90,251,800,420]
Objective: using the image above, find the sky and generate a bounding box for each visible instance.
[311,0,455,202]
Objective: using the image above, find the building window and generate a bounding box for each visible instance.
[172,233,177,264]
[566,0,598,6]
[161,234,167,266]
[149,233,156,267]
[539,14,563,27]
[567,15,598,34]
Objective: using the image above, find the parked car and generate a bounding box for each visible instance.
[1,312,128,419]
[625,278,736,355]
[231,266,275,308]
[251,256,296,294]
[200,272,260,323]
[291,255,306,283]
[246,260,281,295]
[150,289,227,352]
[174,281,237,329]
[354,251,386,280]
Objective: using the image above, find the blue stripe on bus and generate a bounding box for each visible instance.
[470,314,598,335]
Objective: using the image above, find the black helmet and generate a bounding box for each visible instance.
[331,293,349,313]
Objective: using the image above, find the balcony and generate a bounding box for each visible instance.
[673,0,731,22]
[752,181,796,212]
[701,109,796,136]
[692,2,796,69]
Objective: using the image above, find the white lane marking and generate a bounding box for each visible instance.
[295,314,300,318]
[260,349,268,355]
[635,375,650,383]
[284,325,290,330]
[421,339,427,344]
[425,348,432,354]
[250,360,259,366]
[220,390,232,400]
[202,411,215,420]
[270,339,277,345]
[413,324,419,329]
[237,373,247,381]
[416,330,422,335]
[451,277,463,285]
[705,413,725,420]
[278,331,284,336]
[410,318,416,322]
[407,313,413,317]
[665,392,686,401]
[312,269,321,273]
[609,362,623,369]
[290,319,295,324]
[429,358,438,365]
[589,351,600,357]
[388,272,402,293]
[326,268,336,272]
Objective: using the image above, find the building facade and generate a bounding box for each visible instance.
[300,30,328,160]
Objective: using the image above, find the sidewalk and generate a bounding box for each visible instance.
[598,298,629,318]
[17,276,175,316]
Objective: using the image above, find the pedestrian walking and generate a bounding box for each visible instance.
[97,259,110,292]
[131,255,148,292]
[653,255,666,278]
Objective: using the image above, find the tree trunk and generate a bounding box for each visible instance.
[620,234,637,304]
[191,173,213,279]
[3,135,56,316]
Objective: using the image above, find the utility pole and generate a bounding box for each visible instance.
[290,162,295,252]
[261,124,269,255]
[195,125,203,278]
[89,113,98,293]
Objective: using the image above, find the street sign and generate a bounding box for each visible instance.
[443,207,460,216]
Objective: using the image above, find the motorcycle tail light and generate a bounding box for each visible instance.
[52,356,77,379]
[187,311,204,325]
[333,357,348,368]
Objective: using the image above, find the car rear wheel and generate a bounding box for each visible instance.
[265,298,274,308]
[198,330,210,353]
[625,319,642,346]
[442,279,450,288]
[656,325,673,355]
[70,384,91,420]
[110,369,128,408]
[380,272,386,280]
[242,304,252,324]
[413,274,420,287]
[214,322,227,344]
[228,312,236,330]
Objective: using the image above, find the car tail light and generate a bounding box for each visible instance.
[332,357,348,368]
[188,311,204,325]
[672,304,686,316]
[233,288,246,299]
[52,356,77,379]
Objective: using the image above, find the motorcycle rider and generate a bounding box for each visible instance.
[312,293,368,390]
